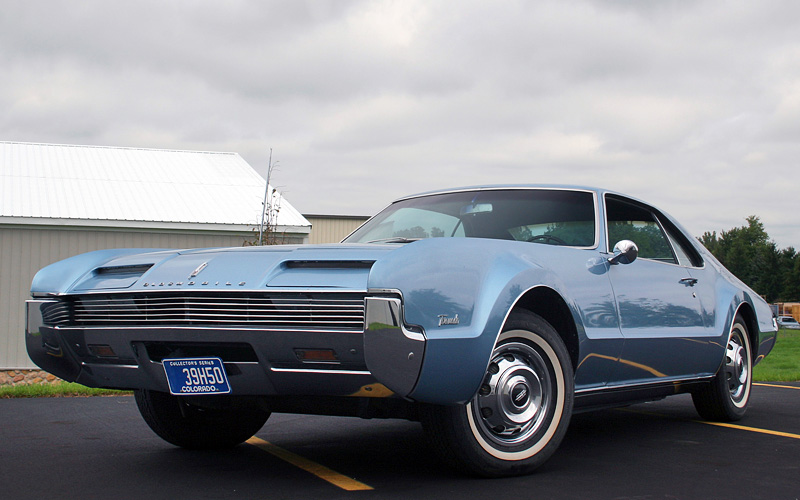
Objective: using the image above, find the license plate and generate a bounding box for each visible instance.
[163,357,231,395]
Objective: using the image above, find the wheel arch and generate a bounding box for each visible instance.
[732,301,758,364]
[510,287,580,374]
[692,302,756,421]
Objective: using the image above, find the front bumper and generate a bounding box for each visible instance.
[26,297,427,399]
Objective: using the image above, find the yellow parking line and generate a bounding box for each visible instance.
[694,421,800,440]
[754,382,800,390]
[618,408,800,440]
[246,437,373,491]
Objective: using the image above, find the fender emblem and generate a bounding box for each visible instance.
[438,314,460,326]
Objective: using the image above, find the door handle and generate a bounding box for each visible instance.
[679,277,698,287]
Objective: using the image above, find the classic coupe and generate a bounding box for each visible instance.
[26,186,777,477]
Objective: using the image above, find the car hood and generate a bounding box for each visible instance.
[43,244,400,294]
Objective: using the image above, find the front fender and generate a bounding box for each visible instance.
[367,238,586,404]
[31,248,169,295]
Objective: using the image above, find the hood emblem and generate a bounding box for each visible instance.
[189,262,208,279]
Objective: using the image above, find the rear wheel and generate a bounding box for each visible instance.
[421,311,573,477]
[692,314,752,421]
[134,389,270,449]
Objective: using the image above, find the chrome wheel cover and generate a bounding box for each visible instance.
[725,326,750,406]
[471,341,552,447]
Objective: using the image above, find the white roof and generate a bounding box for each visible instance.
[0,142,309,232]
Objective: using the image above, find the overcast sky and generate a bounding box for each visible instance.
[2,0,799,248]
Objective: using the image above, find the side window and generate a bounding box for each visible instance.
[660,218,704,268]
[605,196,675,263]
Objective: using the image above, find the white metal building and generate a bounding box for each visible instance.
[1,142,310,369]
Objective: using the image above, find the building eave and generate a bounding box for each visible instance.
[0,216,310,234]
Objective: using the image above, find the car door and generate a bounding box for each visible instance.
[604,194,718,385]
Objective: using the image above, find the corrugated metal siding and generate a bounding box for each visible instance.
[305,216,369,244]
[0,226,251,369]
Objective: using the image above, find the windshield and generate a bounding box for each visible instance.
[344,189,596,247]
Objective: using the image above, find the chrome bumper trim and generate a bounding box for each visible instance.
[26,299,59,335]
[270,368,371,376]
[363,296,426,398]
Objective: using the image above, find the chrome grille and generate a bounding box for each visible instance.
[40,301,71,326]
[61,292,366,331]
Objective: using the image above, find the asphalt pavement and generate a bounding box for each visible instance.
[1,382,798,500]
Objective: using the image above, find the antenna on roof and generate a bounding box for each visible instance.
[258,148,273,246]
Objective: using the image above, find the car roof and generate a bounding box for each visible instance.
[395,185,608,202]
[392,185,669,219]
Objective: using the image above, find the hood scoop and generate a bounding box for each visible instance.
[266,260,375,289]
[96,264,154,275]
[73,263,155,291]
[284,260,374,270]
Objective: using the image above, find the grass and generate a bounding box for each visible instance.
[753,328,800,382]
[0,382,131,399]
[1,329,796,398]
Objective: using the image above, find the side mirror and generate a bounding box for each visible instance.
[609,240,638,265]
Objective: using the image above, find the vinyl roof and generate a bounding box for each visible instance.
[0,142,309,231]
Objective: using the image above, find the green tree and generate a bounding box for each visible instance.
[780,247,800,301]
[700,216,799,302]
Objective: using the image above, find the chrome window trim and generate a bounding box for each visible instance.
[603,193,677,264]
[602,192,706,269]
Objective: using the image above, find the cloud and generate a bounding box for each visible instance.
[1,0,799,248]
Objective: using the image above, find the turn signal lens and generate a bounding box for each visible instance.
[294,349,338,362]
[88,344,117,358]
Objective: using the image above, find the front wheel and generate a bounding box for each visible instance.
[421,311,574,477]
[691,314,752,421]
[134,390,270,449]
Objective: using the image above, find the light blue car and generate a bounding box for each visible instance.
[25,186,777,477]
